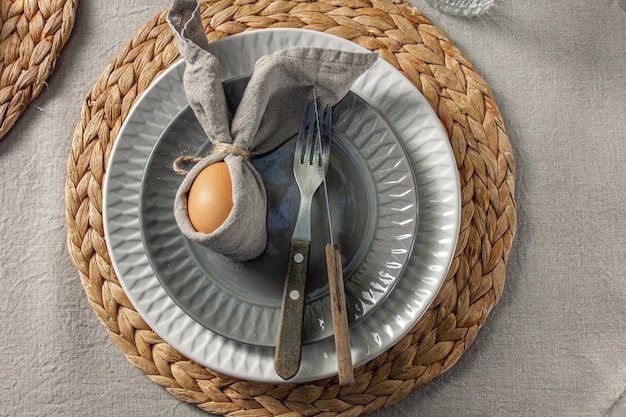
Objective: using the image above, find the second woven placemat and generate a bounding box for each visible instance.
[0,0,78,141]
[65,0,516,415]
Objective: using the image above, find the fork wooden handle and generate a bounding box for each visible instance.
[275,239,310,380]
[325,243,354,386]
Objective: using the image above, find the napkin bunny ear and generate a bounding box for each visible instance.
[168,0,233,147]
[232,47,379,155]
[167,0,377,261]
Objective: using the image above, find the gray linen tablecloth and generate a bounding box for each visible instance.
[1,1,625,416]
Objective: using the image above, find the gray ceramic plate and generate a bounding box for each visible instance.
[103,29,460,383]
[140,80,417,347]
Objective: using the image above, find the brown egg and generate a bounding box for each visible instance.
[187,162,233,234]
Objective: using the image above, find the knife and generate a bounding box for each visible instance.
[314,95,354,387]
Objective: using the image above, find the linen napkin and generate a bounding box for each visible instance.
[167,0,377,261]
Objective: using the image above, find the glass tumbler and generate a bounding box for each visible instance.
[424,0,494,16]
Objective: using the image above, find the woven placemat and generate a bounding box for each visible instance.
[0,0,77,141]
[65,0,516,415]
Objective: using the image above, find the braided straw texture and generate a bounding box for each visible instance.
[0,0,77,140]
[65,0,516,415]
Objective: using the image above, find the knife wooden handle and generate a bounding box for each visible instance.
[275,239,310,380]
[325,243,354,386]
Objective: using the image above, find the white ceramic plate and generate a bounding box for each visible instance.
[103,28,460,383]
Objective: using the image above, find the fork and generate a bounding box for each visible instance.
[275,100,331,380]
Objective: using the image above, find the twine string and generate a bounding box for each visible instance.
[172,143,251,175]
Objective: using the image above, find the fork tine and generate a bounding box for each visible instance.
[321,104,332,169]
[313,103,322,167]
[311,103,327,167]
[306,103,318,165]
[296,101,310,164]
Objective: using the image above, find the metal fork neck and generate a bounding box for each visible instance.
[292,194,313,241]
